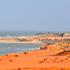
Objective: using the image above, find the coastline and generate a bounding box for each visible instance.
[0,33,70,69]
[0,41,42,44]
[0,48,70,70]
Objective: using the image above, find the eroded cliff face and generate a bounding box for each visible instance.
[40,41,70,55]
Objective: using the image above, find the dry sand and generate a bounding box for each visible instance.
[0,47,70,70]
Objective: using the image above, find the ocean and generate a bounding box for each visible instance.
[0,31,40,55]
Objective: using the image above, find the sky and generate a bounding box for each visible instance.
[0,0,70,32]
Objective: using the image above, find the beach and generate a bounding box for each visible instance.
[0,48,70,70]
[0,33,70,70]
[0,0,70,69]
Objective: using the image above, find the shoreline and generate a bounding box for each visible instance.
[0,33,70,69]
[0,48,70,69]
[0,41,43,44]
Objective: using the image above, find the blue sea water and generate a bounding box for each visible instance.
[0,31,40,55]
[0,31,36,37]
[0,43,40,55]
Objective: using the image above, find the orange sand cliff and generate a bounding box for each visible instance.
[0,44,70,70]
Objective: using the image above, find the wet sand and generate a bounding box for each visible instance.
[0,37,42,44]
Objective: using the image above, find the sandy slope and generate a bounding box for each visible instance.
[0,49,70,70]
